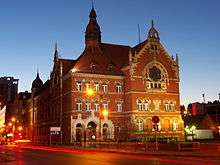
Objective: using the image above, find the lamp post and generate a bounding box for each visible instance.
[86,88,108,143]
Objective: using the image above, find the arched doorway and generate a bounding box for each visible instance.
[87,121,97,141]
[76,123,83,142]
[102,123,108,141]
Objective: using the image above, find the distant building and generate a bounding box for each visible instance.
[0,77,19,122]
[0,77,18,103]
[183,101,220,138]
[0,102,6,127]
[20,6,184,144]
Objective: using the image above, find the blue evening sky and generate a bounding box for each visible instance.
[0,0,220,106]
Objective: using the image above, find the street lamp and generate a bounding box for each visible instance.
[11,117,16,122]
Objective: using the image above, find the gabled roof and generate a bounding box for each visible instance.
[73,43,130,75]
[100,43,130,68]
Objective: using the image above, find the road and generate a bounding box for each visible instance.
[0,145,219,165]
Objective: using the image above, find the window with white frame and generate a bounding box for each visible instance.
[102,84,108,93]
[85,102,91,111]
[94,82,99,92]
[76,81,82,91]
[117,102,123,112]
[165,101,175,112]
[137,120,144,131]
[143,100,149,111]
[76,102,82,111]
[94,102,100,111]
[103,102,108,110]
[116,83,122,93]
[172,119,178,131]
[85,82,91,90]
[137,100,143,111]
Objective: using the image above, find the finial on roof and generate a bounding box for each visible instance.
[54,42,59,62]
[92,0,94,9]
[151,20,154,28]
[55,42,58,51]
[37,68,39,77]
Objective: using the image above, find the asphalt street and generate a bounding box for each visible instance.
[0,145,220,165]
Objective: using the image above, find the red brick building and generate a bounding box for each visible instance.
[23,7,184,144]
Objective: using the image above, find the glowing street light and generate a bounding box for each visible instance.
[8,122,12,127]
[86,88,95,97]
[11,117,16,122]
[102,109,109,117]
[18,126,23,131]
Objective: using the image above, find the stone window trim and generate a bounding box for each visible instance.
[116,83,123,93]
[164,100,176,112]
[116,102,123,112]
[76,81,82,91]
[136,99,151,111]
[137,119,144,131]
[76,102,82,111]
[85,102,91,111]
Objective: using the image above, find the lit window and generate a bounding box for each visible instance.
[76,81,82,91]
[173,120,178,131]
[94,102,99,111]
[116,83,122,93]
[85,82,91,90]
[76,102,82,111]
[94,82,99,92]
[137,120,144,131]
[103,103,108,110]
[86,102,91,111]
[165,101,175,112]
[143,100,149,111]
[102,84,108,93]
[117,102,123,112]
[137,100,143,111]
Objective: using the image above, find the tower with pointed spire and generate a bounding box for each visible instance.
[85,5,101,48]
[54,42,59,62]
[148,20,160,41]
[31,71,43,93]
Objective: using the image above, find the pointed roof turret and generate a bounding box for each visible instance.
[54,42,59,62]
[85,4,101,47]
[32,70,43,89]
[148,20,160,41]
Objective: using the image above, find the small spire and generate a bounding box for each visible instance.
[151,20,154,28]
[55,42,58,51]
[54,42,59,61]
[176,53,179,65]
[92,0,94,9]
[148,20,160,40]
[37,68,39,77]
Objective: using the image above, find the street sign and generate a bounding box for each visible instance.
[50,127,61,131]
[152,116,160,123]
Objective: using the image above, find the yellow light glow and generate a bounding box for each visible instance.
[102,109,109,117]
[191,125,196,131]
[86,88,95,97]
[8,122,12,127]
[72,68,77,73]
[11,117,16,122]
[18,126,23,131]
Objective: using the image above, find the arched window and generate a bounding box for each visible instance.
[143,100,149,111]
[172,119,178,131]
[164,119,170,131]
[137,120,144,131]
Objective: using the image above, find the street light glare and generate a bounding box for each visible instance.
[86,88,95,97]
[11,117,16,122]
[102,109,108,117]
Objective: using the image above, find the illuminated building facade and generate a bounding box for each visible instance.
[22,6,184,144]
